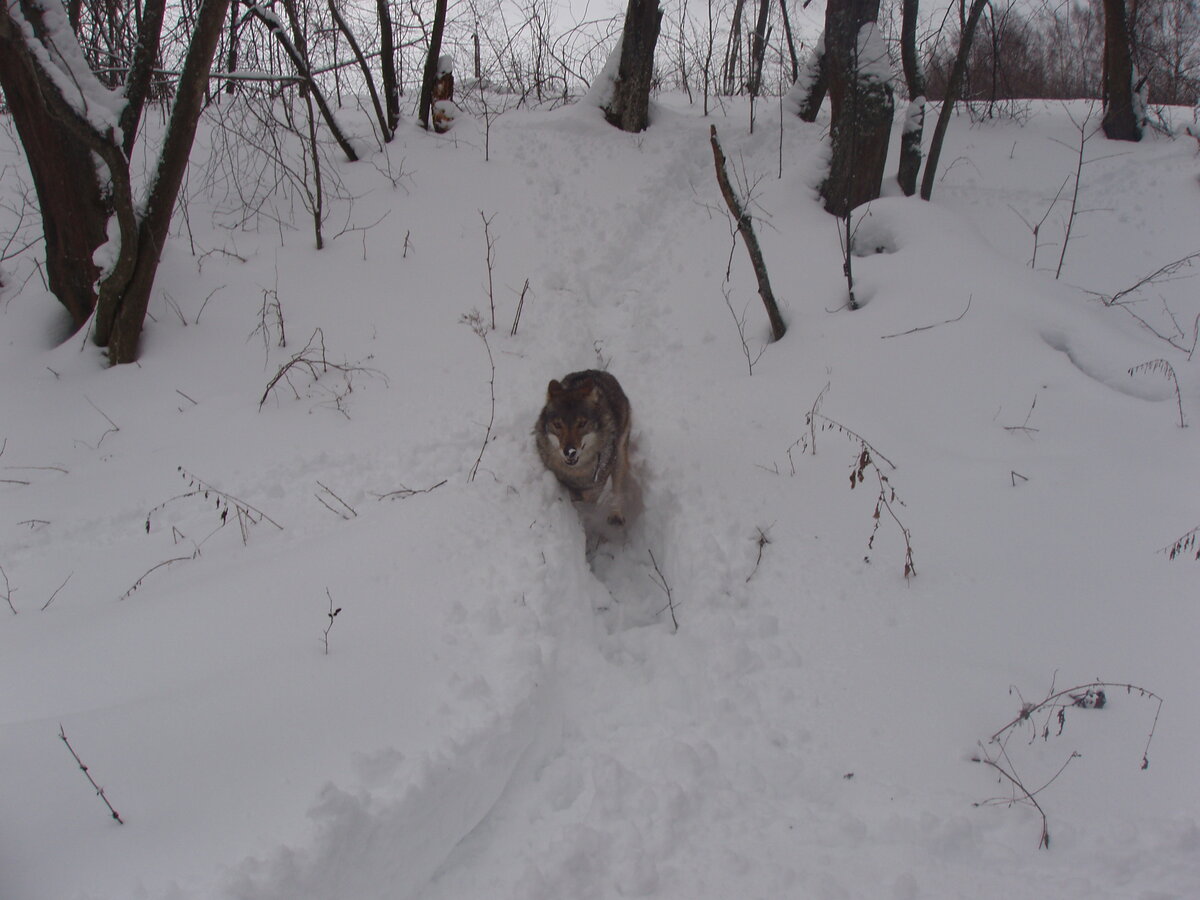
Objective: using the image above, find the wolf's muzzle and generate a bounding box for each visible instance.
[564,447,579,465]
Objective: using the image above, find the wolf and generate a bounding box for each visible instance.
[535,369,633,525]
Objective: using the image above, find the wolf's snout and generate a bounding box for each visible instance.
[564,447,579,465]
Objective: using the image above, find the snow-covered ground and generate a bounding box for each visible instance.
[1,93,1198,899]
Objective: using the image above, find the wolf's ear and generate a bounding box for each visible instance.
[547,379,563,398]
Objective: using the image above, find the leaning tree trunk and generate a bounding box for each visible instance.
[1101,0,1143,141]
[791,37,828,122]
[896,0,926,196]
[919,0,988,201]
[603,0,664,132]
[820,0,894,217]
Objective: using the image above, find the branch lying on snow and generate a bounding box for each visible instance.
[880,294,972,339]
[373,479,448,501]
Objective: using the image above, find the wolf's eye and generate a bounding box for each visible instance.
[575,417,588,429]
[550,418,564,431]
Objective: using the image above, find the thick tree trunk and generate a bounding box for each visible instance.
[603,0,664,133]
[418,0,448,129]
[0,0,109,329]
[104,0,232,364]
[897,0,925,196]
[1,0,232,362]
[820,0,894,217]
[378,0,400,133]
[1101,0,1143,140]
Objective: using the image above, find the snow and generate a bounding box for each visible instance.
[2,93,1199,900]
[856,22,892,86]
[8,0,125,137]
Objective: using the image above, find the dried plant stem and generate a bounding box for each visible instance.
[59,725,124,824]
[462,312,495,482]
[648,548,678,632]
[480,211,498,330]
[41,572,73,611]
[2,563,15,614]
[323,588,341,655]
[1129,359,1186,428]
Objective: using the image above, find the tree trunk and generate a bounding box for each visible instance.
[919,0,988,201]
[1101,0,1143,140]
[418,0,449,129]
[378,0,400,132]
[604,0,664,133]
[747,0,771,96]
[104,0,232,364]
[1,0,232,362]
[0,0,111,329]
[897,0,925,196]
[820,0,895,217]
[792,38,828,122]
[119,0,167,156]
[779,0,800,83]
[711,126,787,342]
[723,0,746,94]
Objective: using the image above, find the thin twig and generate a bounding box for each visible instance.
[880,294,972,339]
[373,478,448,501]
[41,572,73,611]
[647,548,678,632]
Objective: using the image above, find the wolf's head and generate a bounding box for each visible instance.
[542,377,601,467]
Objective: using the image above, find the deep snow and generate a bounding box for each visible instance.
[1,92,1198,899]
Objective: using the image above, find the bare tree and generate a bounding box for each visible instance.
[920,0,989,201]
[0,0,232,364]
[897,0,925,195]
[603,0,664,132]
[418,0,449,129]
[819,0,895,216]
[1101,0,1144,139]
